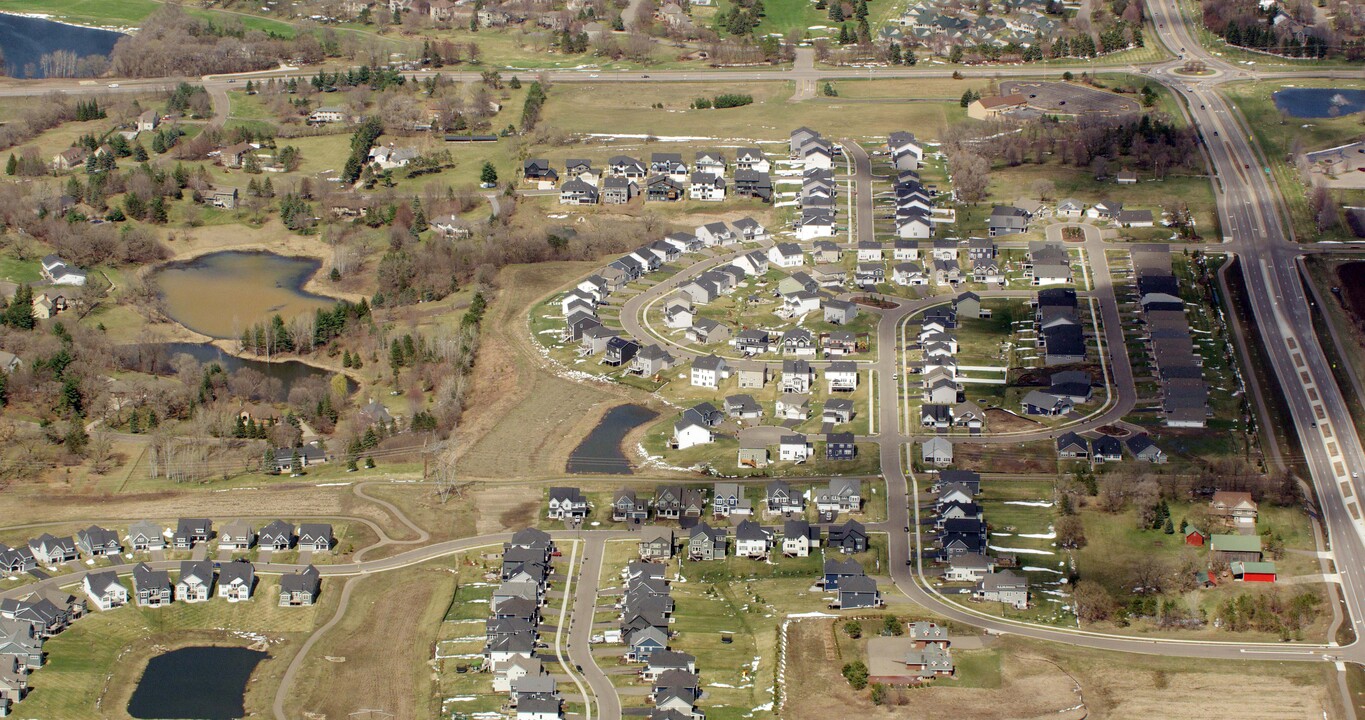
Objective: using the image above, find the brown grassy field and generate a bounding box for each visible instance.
[286,561,458,719]
[785,620,1339,720]
[456,260,635,479]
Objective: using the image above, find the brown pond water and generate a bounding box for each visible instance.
[152,251,338,339]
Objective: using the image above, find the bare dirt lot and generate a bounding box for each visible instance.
[953,440,1058,474]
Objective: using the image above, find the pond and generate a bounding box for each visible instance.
[566,404,659,475]
[126,645,267,720]
[1272,88,1365,119]
[151,251,339,340]
[118,342,354,399]
[0,13,124,78]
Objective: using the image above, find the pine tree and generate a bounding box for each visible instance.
[132,143,148,162]
[5,153,15,176]
[148,195,168,223]
[4,284,35,330]
[480,161,498,185]
[262,176,275,198]
[411,198,428,232]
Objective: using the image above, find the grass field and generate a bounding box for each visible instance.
[1220,78,1365,244]
[0,0,298,34]
[0,255,42,284]
[539,81,967,141]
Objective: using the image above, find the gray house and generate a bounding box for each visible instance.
[258,520,295,551]
[298,524,333,552]
[975,570,1028,609]
[639,529,675,560]
[837,575,881,609]
[688,524,727,561]
[132,563,173,608]
[279,566,321,606]
[126,521,166,552]
[75,526,121,558]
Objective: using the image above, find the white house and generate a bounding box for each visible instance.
[767,243,804,269]
[690,355,730,389]
[83,571,128,611]
[673,410,714,450]
[778,434,812,462]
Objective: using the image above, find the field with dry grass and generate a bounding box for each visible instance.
[456,260,639,479]
[286,560,460,719]
[785,620,1340,720]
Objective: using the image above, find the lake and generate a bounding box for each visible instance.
[126,645,267,720]
[0,13,124,78]
[151,251,339,340]
[1272,88,1365,119]
[118,342,353,398]
[566,404,659,474]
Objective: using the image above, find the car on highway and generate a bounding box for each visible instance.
[107,83,120,88]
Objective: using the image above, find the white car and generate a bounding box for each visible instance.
[107,83,120,88]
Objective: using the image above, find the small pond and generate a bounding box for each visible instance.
[1272,88,1365,119]
[126,645,267,720]
[0,13,124,78]
[151,251,339,340]
[566,404,659,475]
[118,342,354,399]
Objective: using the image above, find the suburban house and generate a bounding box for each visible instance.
[218,561,256,602]
[602,176,639,204]
[922,436,954,466]
[27,535,77,566]
[828,520,868,553]
[126,521,166,552]
[279,566,322,606]
[39,255,87,286]
[974,570,1028,609]
[547,487,590,520]
[75,526,121,558]
[523,159,559,184]
[837,576,881,609]
[132,563,173,608]
[778,434,812,462]
[733,520,774,559]
[218,522,255,551]
[176,560,215,603]
[765,481,804,515]
[639,529,675,560]
[82,571,128,611]
[612,489,651,522]
[814,478,862,515]
[689,173,726,201]
[688,524,728,561]
[308,106,345,124]
[826,361,859,392]
[298,524,334,552]
[782,520,821,557]
[258,520,295,551]
[172,519,212,549]
[781,360,814,394]
[824,398,855,425]
[691,355,730,389]
[945,553,994,582]
[1126,434,1166,463]
[826,432,857,461]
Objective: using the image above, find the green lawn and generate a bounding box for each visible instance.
[0,0,297,34]
[0,255,42,284]
[540,81,967,141]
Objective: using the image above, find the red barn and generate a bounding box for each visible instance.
[1230,561,1276,583]
[1183,524,1205,547]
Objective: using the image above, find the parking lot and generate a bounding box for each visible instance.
[1001,81,1142,117]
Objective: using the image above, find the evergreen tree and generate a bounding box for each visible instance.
[411,198,428,232]
[3,284,35,330]
[151,132,166,154]
[480,161,498,185]
[262,176,275,198]
[0,370,7,407]
[148,195,169,224]
[132,143,149,162]
[5,153,15,176]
